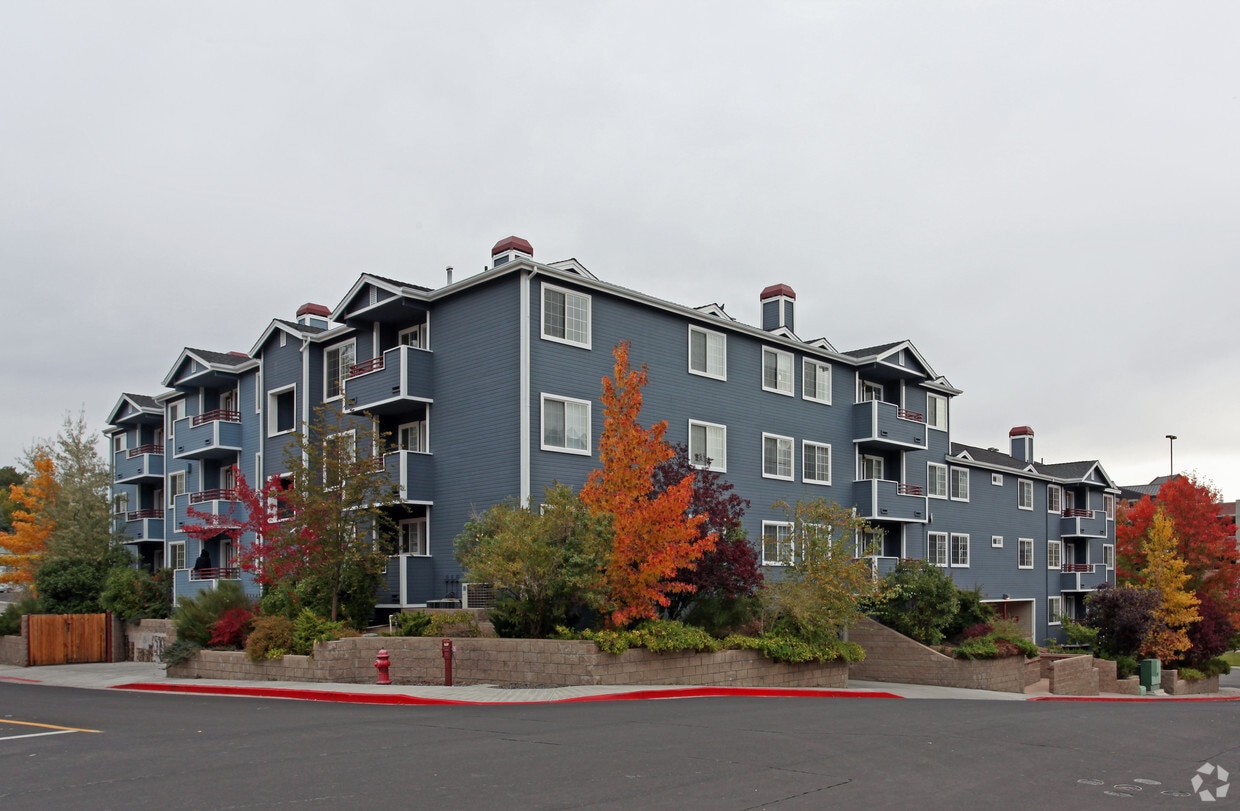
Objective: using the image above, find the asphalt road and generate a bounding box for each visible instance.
[1,683,1236,810]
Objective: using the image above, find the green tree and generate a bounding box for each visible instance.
[0,465,25,533]
[456,483,611,638]
[35,410,118,565]
[870,559,961,646]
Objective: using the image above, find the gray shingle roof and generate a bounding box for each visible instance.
[842,340,906,359]
[186,347,252,366]
[951,442,1030,471]
[122,393,161,411]
[274,318,328,335]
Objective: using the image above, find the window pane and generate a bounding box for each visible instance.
[564,401,588,450]
[544,400,565,446]
[544,289,566,339]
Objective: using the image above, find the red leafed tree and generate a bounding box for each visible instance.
[580,342,718,628]
[1117,475,1240,626]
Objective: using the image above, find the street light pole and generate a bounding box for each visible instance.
[1165,434,1177,478]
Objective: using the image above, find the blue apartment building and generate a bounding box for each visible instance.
[107,236,1117,642]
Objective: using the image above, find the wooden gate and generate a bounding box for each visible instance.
[27,613,112,666]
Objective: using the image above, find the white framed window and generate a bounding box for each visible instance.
[802,358,831,404]
[689,421,726,472]
[1104,543,1115,570]
[1018,479,1034,510]
[112,492,129,516]
[950,467,969,501]
[398,517,429,556]
[1048,596,1063,625]
[168,399,185,436]
[323,430,357,488]
[991,473,1003,486]
[860,380,884,402]
[860,454,884,481]
[1047,539,1062,569]
[802,441,831,485]
[268,473,295,521]
[1018,538,1034,569]
[991,535,1003,548]
[168,471,187,507]
[926,393,947,431]
[399,420,428,453]
[324,340,357,400]
[761,347,794,395]
[541,394,591,454]
[762,433,794,480]
[950,533,969,567]
[399,323,425,349]
[169,542,186,570]
[1104,494,1116,521]
[112,433,126,455]
[541,283,590,348]
[688,326,726,380]
[1047,485,1062,514]
[927,463,948,498]
[267,385,296,436]
[761,521,794,566]
[928,532,948,567]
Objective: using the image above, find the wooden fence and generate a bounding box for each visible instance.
[27,613,112,666]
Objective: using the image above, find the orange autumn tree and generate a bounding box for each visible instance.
[0,453,58,589]
[581,342,717,628]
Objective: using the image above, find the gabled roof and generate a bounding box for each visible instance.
[547,258,597,279]
[331,273,432,323]
[1036,460,1119,490]
[161,347,257,388]
[693,303,736,321]
[951,443,1039,474]
[841,339,958,392]
[843,340,905,358]
[106,393,162,426]
[952,442,1117,489]
[248,318,330,355]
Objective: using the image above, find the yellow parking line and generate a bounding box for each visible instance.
[3,719,100,733]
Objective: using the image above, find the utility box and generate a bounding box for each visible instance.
[1139,659,1162,691]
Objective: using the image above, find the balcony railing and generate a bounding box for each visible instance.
[189,566,240,581]
[127,444,163,458]
[1061,563,1094,573]
[125,508,165,521]
[1061,508,1091,518]
[190,488,238,504]
[192,409,241,427]
[897,483,925,496]
[897,408,924,423]
[348,357,384,377]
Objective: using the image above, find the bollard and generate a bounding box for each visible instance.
[441,638,454,686]
[374,648,392,685]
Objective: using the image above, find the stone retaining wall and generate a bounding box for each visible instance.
[126,619,176,663]
[0,615,28,666]
[169,636,849,688]
[1161,669,1220,695]
[1048,654,1099,696]
[845,617,1027,693]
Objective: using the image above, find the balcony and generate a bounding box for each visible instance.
[173,567,259,603]
[121,508,165,543]
[855,555,919,580]
[173,411,243,460]
[172,490,247,533]
[853,479,928,523]
[852,400,927,449]
[1060,508,1108,538]
[343,346,433,415]
[383,450,434,503]
[114,445,164,483]
[1060,563,1111,592]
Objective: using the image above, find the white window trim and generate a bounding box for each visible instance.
[1047,539,1062,570]
[801,440,832,486]
[926,393,947,431]
[927,463,948,499]
[540,394,592,455]
[1048,596,1063,625]
[687,325,726,381]
[1103,544,1115,570]
[950,533,970,568]
[859,380,884,403]
[324,339,357,402]
[1018,479,1034,511]
[761,521,794,566]
[801,358,832,405]
[169,541,187,570]
[399,322,428,349]
[266,384,297,437]
[950,467,969,502]
[398,419,429,454]
[991,535,1003,548]
[761,433,795,481]
[761,347,794,396]
[688,420,727,472]
[1018,537,1034,569]
[398,517,430,557]
[860,453,884,481]
[928,532,948,568]
[540,282,591,349]
[1047,485,1062,514]
[991,473,1003,486]
[1104,494,1116,521]
[168,471,187,508]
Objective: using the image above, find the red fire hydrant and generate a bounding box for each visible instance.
[374,649,392,685]
[441,638,454,687]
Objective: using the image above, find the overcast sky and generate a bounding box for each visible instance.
[2,2,1237,500]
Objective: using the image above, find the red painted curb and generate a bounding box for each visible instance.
[1030,694,1240,703]
[110,682,903,705]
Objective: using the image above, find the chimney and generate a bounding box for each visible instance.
[491,235,534,268]
[760,284,796,332]
[446,266,454,285]
[1009,426,1034,463]
[297,302,331,329]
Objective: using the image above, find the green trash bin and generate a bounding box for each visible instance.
[1139,658,1161,691]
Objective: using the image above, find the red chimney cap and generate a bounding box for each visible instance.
[297,303,331,318]
[228,351,250,358]
[760,283,796,300]
[1009,426,1035,437]
[492,236,533,257]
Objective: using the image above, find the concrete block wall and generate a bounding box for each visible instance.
[0,615,28,666]
[1161,669,1220,695]
[169,636,849,688]
[125,619,176,663]
[846,617,1027,693]
[1048,654,1099,696]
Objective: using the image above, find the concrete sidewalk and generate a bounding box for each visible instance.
[3,661,1237,704]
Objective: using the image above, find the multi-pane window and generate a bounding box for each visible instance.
[323,431,356,488]
[1018,479,1034,510]
[688,326,726,380]
[112,433,126,455]
[802,441,831,485]
[860,380,883,402]
[541,395,590,454]
[268,386,296,436]
[399,324,425,348]
[927,463,948,498]
[1104,544,1115,570]
[950,533,969,567]
[1048,596,1063,624]
[802,359,831,404]
[1104,494,1116,520]
[1018,538,1034,569]
[325,341,356,400]
[398,518,429,556]
[689,421,726,471]
[168,400,184,436]
[950,467,969,501]
[1047,485,1062,514]
[926,393,947,430]
[860,454,884,481]
[928,532,948,567]
[991,535,1003,548]
[168,471,187,507]
[399,420,428,453]
[762,348,793,394]
[762,522,794,565]
[542,284,590,348]
[169,542,186,570]
[113,492,129,516]
[991,473,1003,486]
[1047,539,1062,569]
[762,434,794,480]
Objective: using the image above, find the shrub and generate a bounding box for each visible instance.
[725,633,865,664]
[101,567,172,621]
[208,606,255,648]
[1082,584,1159,659]
[423,610,483,638]
[292,609,357,655]
[960,623,993,640]
[943,588,995,641]
[161,639,202,668]
[682,594,761,638]
[0,595,41,636]
[245,615,295,662]
[173,582,253,647]
[562,619,865,664]
[955,637,998,660]
[870,560,959,646]
[389,612,434,637]
[1113,655,1139,680]
[1195,657,1231,678]
[953,620,1038,660]
[1185,593,1237,666]
[1178,667,1206,681]
[36,557,106,614]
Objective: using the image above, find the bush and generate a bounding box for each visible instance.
[208,607,255,648]
[0,595,42,636]
[943,588,995,641]
[388,612,434,637]
[953,620,1038,660]
[561,619,865,665]
[245,615,295,661]
[1113,655,1139,679]
[1082,584,1159,659]
[173,582,253,647]
[870,560,959,646]
[1185,594,1237,666]
[101,567,172,621]
[36,557,107,614]
[725,633,865,664]
[161,639,202,668]
[682,594,761,638]
[292,609,357,655]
